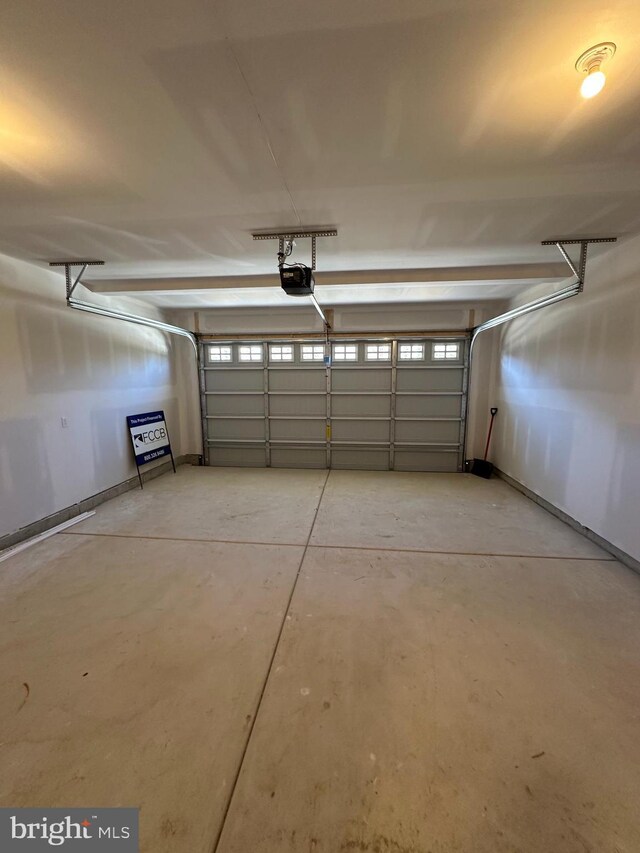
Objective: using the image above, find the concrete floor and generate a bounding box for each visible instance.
[1,467,639,853]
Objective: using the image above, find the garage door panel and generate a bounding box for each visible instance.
[331,420,390,442]
[269,394,326,417]
[332,369,391,392]
[394,450,458,472]
[210,446,266,467]
[206,394,264,417]
[269,419,326,442]
[269,370,325,392]
[270,448,326,469]
[395,420,461,443]
[331,449,389,470]
[396,368,463,393]
[395,394,462,418]
[205,370,263,392]
[208,419,265,441]
[332,395,390,417]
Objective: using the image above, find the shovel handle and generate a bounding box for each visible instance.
[484,408,499,461]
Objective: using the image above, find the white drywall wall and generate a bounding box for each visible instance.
[0,254,199,540]
[490,236,640,562]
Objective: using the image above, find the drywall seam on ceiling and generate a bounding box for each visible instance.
[225,37,302,226]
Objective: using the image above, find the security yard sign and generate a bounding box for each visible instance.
[126,410,176,488]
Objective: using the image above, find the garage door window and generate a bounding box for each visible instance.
[269,345,294,362]
[365,343,391,361]
[208,345,232,362]
[333,344,358,361]
[432,343,460,360]
[238,345,263,362]
[301,345,325,361]
[399,343,424,360]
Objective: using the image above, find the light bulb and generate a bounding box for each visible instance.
[580,69,606,98]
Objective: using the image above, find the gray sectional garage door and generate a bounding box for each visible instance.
[200,337,468,472]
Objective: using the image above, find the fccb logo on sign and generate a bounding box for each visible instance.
[0,809,138,850]
[126,411,172,466]
[133,424,167,458]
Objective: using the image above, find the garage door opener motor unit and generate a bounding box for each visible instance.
[280,263,315,296]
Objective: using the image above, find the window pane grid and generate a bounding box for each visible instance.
[238,345,263,362]
[433,343,460,360]
[300,345,325,361]
[365,343,391,361]
[208,345,232,362]
[269,345,294,362]
[333,344,358,361]
[399,343,425,360]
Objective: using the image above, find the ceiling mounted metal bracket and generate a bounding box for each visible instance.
[252,229,338,240]
[49,259,105,300]
[541,237,617,290]
[252,228,337,272]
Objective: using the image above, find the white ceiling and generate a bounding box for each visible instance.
[1,0,639,308]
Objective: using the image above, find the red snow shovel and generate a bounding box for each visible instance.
[471,407,498,479]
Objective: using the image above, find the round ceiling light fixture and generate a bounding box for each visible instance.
[576,42,616,98]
